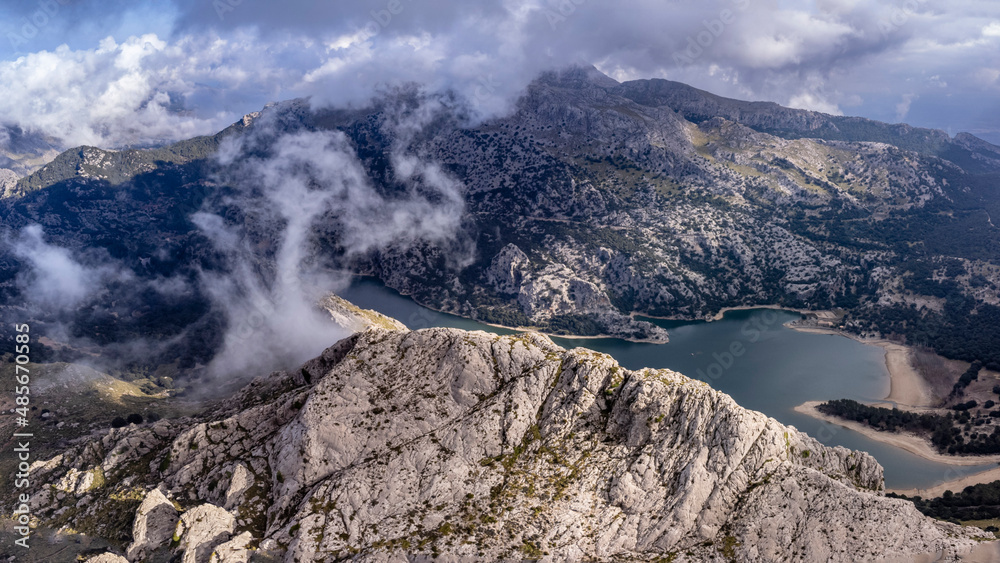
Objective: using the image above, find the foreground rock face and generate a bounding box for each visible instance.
[126,487,178,561]
[17,323,993,561]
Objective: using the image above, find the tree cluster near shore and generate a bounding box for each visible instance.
[817,399,1000,455]
[950,361,983,398]
[890,481,1000,526]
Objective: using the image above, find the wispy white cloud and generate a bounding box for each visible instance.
[896,92,918,122]
[788,91,844,116]
[9,224,128,309]
[195,99,470,380]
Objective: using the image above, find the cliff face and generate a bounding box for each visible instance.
[18,319,992,562]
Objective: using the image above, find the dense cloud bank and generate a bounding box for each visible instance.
[0,0,997,149]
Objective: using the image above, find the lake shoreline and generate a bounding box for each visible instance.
[786,324,934,409]
[352,276,826,344]
[630,303,816,323]
[793,401,1000,467]
[786,326,1000,494]
[888,465,1000,498]
[708,304,817,322]
[341,275,669,344]
[349,284,943,411]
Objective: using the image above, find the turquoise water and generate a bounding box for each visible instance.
[340,278,997,490]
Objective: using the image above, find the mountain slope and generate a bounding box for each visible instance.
[10,318,993,562]
[0,124,63,194]
[5,113,259,198]
[3,66,1000,372]
[349,67,1000,363]
[614,78,1000,166]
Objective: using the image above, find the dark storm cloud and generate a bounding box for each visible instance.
[0,0,997,146]
[170,0,511,38]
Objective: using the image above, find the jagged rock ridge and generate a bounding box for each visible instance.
[18,313,993,562]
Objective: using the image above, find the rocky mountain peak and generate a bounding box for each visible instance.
[535,64,622,91]
[16,302,994,562]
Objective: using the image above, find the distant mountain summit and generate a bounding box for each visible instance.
[615,74,1000,170]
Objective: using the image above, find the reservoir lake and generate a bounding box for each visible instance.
[340,278,996,490]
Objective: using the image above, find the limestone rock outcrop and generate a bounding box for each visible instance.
[83,554,129,563]
[174,504,236,563]
[126,486,179,561]
[17,323,996,561]
[486,243,530,294]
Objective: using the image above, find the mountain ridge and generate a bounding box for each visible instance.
[7,302,995,562]
[8,66,1000,199]
[4,65,1000,380]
